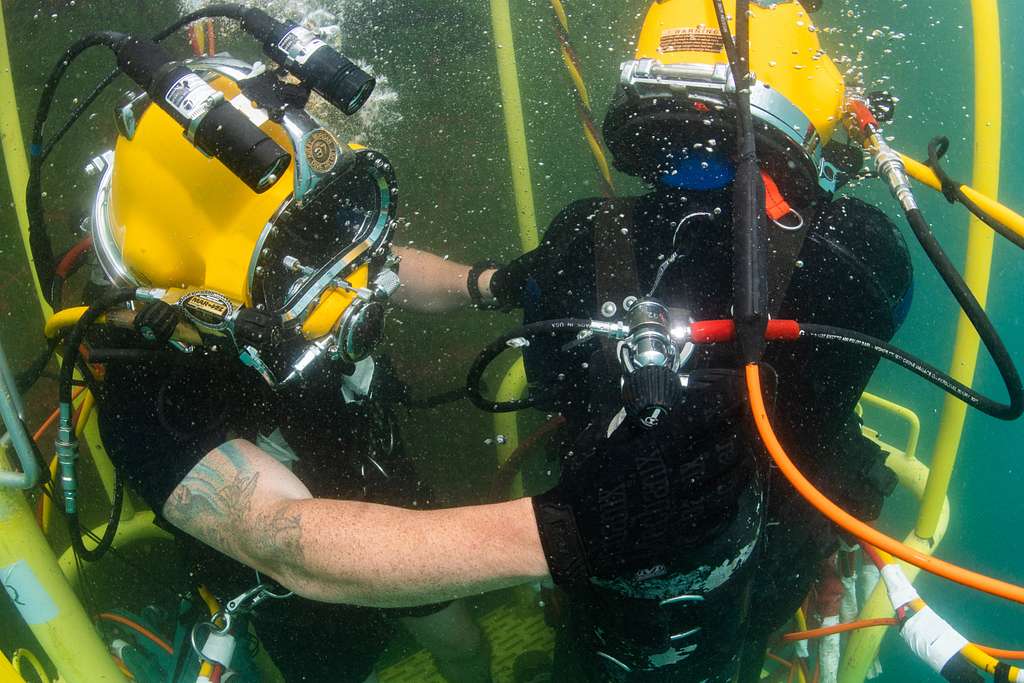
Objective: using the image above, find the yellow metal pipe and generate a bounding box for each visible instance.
[488,0,540,252]
[0,457,127,682]
[57,511,172,587]
[859,391,920,461]
[838,436,950,683]
[0,1,51,320]
[489,0,541,487]
[898,153,1024,242]
[916,0,1002,540]
[493,358,528,498]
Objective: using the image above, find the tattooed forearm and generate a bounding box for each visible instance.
[163,439,312,571]
[261,504,306,564]
[163,438,548,607]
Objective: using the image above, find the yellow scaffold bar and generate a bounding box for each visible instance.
[0,1,51,320]
[916,0,1002,541]
[489,0,541,480]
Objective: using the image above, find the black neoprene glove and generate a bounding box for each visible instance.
[486,255,534,311]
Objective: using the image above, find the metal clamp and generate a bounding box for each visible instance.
[190,582,292,666]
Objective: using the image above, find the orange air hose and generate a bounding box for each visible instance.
[782,618,898,642]
[96,613,174,655]
[745,363,1024,604]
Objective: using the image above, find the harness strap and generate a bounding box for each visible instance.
[593,199,641,369]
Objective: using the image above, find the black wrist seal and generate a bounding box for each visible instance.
[467,260,501,310]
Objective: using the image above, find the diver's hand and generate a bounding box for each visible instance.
[487,258,531,311]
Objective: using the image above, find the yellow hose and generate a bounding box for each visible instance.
[870,553,1022,680]
[44,307,90,339]
[915,0,1002,540]
[898,153,1024,242]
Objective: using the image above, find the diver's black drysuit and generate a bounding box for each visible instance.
[493,187,912,681]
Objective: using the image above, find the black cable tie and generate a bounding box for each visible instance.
[926,136,961,205]
[994,661,1012,683]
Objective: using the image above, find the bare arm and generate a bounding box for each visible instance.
[163,439,548,607]
[393,246,496,313]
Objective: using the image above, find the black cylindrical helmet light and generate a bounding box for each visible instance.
[241,9,375,115]
[114,36,290,192]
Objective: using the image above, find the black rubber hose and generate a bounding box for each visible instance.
[900,206,1023,420]
[40,4,248,161]
[800,324,1018,419]
[27,32,126,303]
[466,319,593,413]
[926,137,1024,251]
[67,468,125,563]
[30,5,250,303]
[400,388,469,409]
[58,287,136,562]
[713,0,768,364]
[15,337,60,394]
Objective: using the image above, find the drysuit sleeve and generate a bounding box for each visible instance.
[488,198,604,310]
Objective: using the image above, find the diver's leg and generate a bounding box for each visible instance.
[400,600,493,683]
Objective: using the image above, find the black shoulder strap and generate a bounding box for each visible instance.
[765,212,810,313]
[593,199,640,367]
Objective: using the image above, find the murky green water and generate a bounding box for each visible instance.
[2,1,1023,681]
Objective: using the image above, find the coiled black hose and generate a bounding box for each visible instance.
[27,31,125,304]
[800,324,1018,420]
[38,5,248,162]
[899,205,1023,420]
[59,287,136,561]
[466,318,593,412]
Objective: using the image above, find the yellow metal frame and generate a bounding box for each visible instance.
[914,0,1002,541]
[838,393,949,682]
[489,0,541,480]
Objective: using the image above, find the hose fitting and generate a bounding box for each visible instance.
[55,402,78,514]
[846,97,918,212]
[869,133,918,213]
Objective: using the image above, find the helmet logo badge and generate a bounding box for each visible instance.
[304,129,340,174]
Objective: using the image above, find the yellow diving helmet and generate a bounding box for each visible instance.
[603,0,846,198]
[88,55,399,386]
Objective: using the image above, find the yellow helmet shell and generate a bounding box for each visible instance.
[634,0,845,147]
[92,60,398,353]
[108,76,293,305]
[605,0,847,195]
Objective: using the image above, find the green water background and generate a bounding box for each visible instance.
[1,1,1023,680]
